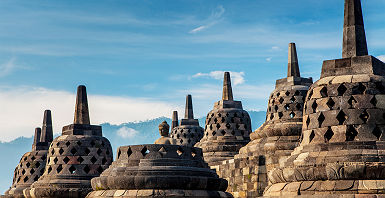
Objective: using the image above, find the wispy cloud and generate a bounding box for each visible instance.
[116,127,139,139]
[0,58,16,77]
[0,85,182,142]
[189,5,225,34]
[192,71,245,85]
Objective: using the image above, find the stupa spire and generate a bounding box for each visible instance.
[74,85,90,124]
[222,72,233,101]
[171,111,179,129]
[40,110,53,143]
[185,95,194,119]
[33,127,41,148]
[287,43,300,77]
[342,0,368,58]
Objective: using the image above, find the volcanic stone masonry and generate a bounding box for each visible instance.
[87,145,232,197]
[4,110,54,198]
[27,85,113,198]
[170,95,204,147]
[216,43,313,198]
[195,72,252,167]
[265,0,385,197]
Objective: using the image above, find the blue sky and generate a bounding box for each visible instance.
[0,0,385,141]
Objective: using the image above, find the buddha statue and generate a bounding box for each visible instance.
[154,121,177,145]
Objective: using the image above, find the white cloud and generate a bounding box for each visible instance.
[266,57,272,62]
[0,58,16,77]
[192,71,245,85]
[116,127,139,139]
[189,5,225,34]
[0,86,182,142]
[378,55,385,62]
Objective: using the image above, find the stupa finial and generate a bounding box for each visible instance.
[342,0,368,58]
[40,110,53,143]
[33,127,41,148]
[222,72,234,101]
[172,111,179,129]
[185,95,194,119]
[74,85,90,124]
[287,43,300,77]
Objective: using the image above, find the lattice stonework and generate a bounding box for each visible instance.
[44,136,113,177]
[302,79,385,145]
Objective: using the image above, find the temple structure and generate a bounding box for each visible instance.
[266,0,385,196]
[27,85,113,198]
[170,95,204,147]
[4,110,53,198]
[87,138,231,197]
[216,43,313,197]
[195,72,252,167]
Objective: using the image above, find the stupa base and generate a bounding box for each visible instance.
[264,180,385,197]
[87,189,233,198]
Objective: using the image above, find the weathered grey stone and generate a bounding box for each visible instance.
[4,110,53,198]
[28,85,113,198]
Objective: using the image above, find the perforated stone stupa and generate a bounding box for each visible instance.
[87,144,232,197]
[195,72,252,167]
[170,95,204,147]
[4,110,53,198]
[28,85,113,198]
[216,43,312,197]
[266,0,385,196]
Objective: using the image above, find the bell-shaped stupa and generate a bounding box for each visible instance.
[4,110,53,198]
[87,122,231,197]
[266,0,385,196]
[170,95,204,147]
[217,43,313,197]
[195,72,252,167]
[28,85,113,198]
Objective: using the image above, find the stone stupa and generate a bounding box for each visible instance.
[217,43,313,197]
[266,0,385,196]
[171,111,179,130]
[195,72,252,167]
[4,110,53,198]
[170,95,204,147]
[28,85,113,198]
[87,119,232,198]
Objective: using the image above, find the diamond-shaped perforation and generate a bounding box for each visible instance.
[318,113,325,127]
[141,147,149,156]
[371,96,378,107]
[337,84,347,96]
[346,125,358,141]
[33,175,39,181]
[320,87,328,97]
[327,98,335,109]
[85,148,91,155]
[97,148,102,156]
[336,111,347,125]
[127,147,132,157]
[57,164,63,173]
[373,126,382,140]
[77,156,84,164]
[285,91,290,96]
[70,148,77,155]
[59,148,64,155]
[65,141,70,147]
[102,157,107,165]
[90,156,97,164]
[97,166,104,174]
[359,110,369,124]
[278,112,283,119]
[63,156,70,164]
[312,101,318,112]
[69,165,76,174]
[306,116,311,127]
[324,127,334,142]
[309,130,315,143]
[23,176,29,182]
[290,112,295,118]
[30,168,35,174]
[279,97,284,104]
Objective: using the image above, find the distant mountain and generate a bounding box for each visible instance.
[0,110,266,193]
